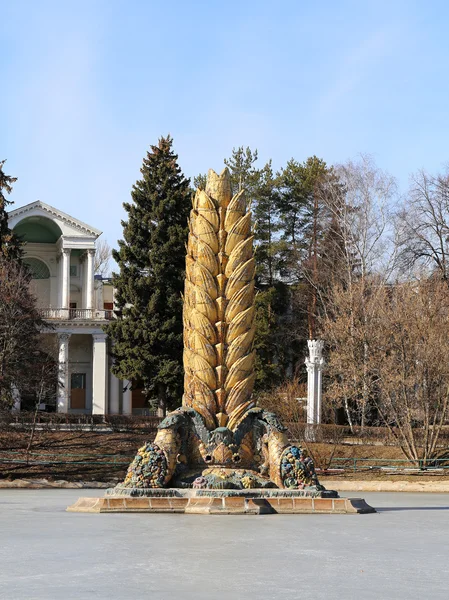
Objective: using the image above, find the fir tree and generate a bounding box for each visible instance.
[277,156,331,338]
[253,283,291,391]
[224,146,259,194]
[105,136,191,414]
[193,172,207,190]
[250,161,293,389]
[0,160,22,261]
[194,146,260,199]
[253,160,282,286]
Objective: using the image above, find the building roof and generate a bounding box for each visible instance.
[8,200,102,238]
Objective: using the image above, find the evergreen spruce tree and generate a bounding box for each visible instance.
[253,160,282,286]
[194,146,260,198]
[224,146,259,195]
[250,161,290,390]
[105,136,191,415]
[0,160,22,261]
[278,156,331,338]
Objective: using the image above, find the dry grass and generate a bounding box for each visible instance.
[2,429,447,483]
[0,430,153,481]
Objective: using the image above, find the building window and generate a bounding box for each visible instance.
[24,258,50,280]
[70,265,77,277]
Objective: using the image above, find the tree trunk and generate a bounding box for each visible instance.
[343,396,354,434]
[26,402,40,465]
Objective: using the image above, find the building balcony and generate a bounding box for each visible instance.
[39,308,115,321]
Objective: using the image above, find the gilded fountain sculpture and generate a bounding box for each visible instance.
[116,168,322,492]
[68,168,376,513]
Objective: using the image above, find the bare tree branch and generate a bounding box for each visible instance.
[94,239,112,277]
[396,168,449,280]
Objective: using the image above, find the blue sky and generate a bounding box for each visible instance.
[2,0,449,254]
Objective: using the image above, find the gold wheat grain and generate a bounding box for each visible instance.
[183,168,256,431]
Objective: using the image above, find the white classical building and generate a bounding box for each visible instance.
[7,201,142,415]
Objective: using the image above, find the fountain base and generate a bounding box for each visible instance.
[67,488,375,514]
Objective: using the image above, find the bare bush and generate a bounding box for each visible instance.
[256,378,306,433]
[322,276,449,464]
[374,279,449,463]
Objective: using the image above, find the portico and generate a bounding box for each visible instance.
[7,201,132,415]
[55,330,110,414]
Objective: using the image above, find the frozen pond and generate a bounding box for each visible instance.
[1,489,448,599]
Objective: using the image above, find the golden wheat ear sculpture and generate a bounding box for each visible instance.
[115,167,326,492]
[183,168,256,431]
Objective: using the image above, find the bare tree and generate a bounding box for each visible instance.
[0,257,47,408]
[375,279,449,464]
[321,154,397,287]
[317,156,397,429]
[22,338,59,463]
[396,168,449,281]
[320,277,386,430]
[94,239,112,277]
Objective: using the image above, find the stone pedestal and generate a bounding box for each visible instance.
[67,489,375,515]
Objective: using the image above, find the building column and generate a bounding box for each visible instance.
[122,380,132,415]
[92,333,108,414]
[109,371,120,415]
[60,248,71,309]
[57,333,71,412]
[305,340,325,429]
[86,249,95,311]
[79,254,86,308]
[57,254,62,307]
